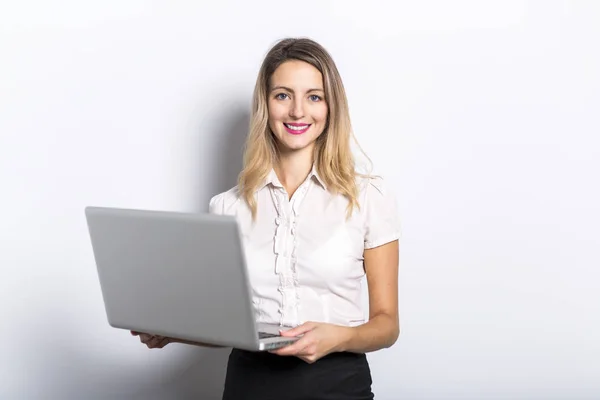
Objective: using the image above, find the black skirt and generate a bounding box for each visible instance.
[221,348,374,400]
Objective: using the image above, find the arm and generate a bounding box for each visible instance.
[131,331,225,349]
[275,239,400,362]
[339,239,400,353]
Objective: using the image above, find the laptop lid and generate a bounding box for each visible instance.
[84,206,263,350]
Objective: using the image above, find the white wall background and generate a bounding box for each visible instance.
[1,1,599,399]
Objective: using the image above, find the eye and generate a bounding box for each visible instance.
[309,94,322,102]
[275,93,289,100]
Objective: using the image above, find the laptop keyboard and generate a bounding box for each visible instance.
[258,331,281,339]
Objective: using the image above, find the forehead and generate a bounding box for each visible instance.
[270,60,323,89]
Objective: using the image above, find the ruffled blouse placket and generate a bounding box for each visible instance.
[269,180,312,327]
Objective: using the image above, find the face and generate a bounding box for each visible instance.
[267,60,329,155]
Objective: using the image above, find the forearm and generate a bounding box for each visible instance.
[338,314,399,353]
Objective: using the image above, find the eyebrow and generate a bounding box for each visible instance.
[270,85,324,93]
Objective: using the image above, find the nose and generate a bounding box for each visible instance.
[289,98,304,119]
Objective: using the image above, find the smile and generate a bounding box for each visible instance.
[284,123,311,134]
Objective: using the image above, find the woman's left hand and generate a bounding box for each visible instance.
[270,322,351,364]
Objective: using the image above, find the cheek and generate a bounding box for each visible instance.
[268,101,287,123]
[315,104,329,124]
[267,110,279,132]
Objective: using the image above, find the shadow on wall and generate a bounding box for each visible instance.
[134,107,251,399]
[149,108,250,399]
[196,108,250,212]
[118,107,250,400]
[137,107,251,399]
[16,109,251,400]
[24,327,231,400]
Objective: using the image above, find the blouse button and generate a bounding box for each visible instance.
[275,217,281,225]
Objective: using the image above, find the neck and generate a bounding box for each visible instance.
[274,145,314,197]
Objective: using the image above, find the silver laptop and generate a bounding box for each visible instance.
[84,206,299,351]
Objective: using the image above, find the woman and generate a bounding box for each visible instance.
[133,37,400,400]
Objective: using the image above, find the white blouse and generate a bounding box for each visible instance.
[209,166,400,328]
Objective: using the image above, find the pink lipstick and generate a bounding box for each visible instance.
[284,123,311,135]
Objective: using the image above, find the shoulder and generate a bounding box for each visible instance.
[208,186,242,215]
[356,174,395,201]
[355,174,401,248]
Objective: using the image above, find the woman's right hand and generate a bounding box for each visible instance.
[131,331,170,349]
[130,331,225,348]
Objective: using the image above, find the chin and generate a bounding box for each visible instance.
[281,143,311,153]
[283,137,317,151]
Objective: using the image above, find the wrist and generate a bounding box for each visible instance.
[335,326,355,353]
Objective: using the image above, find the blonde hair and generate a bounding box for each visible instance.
[238,37,371,219]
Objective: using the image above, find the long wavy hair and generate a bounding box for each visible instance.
[238,37,371,220]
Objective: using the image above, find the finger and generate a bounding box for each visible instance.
[139,334,153,344]
[280,322,317,337]
[149,335,167,348]
[298,355,316,364]
[146,336,160,348]
[296,346,318,358]
[154,336,169,348]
